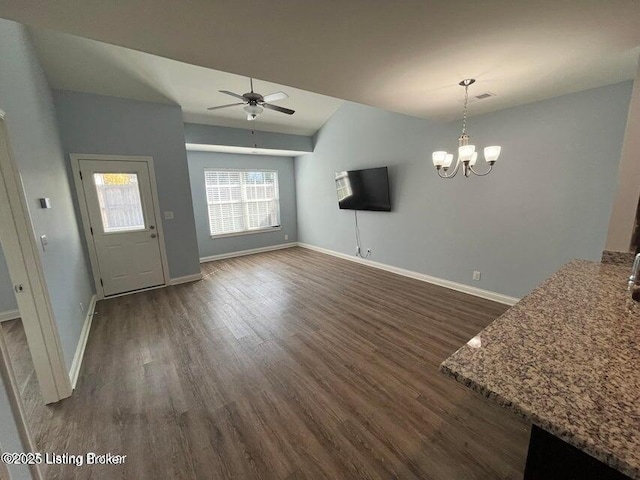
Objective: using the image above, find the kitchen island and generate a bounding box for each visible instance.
[441,260,640,480]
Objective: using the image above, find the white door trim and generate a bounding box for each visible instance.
[0,328,44,480]
[0,113,71,404]
[70,154,170,300]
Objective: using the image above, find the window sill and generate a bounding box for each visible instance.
[210,226,282,239]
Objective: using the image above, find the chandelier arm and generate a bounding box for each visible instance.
[448,156,462,176]
[444,156,463,178]
[438,168,456,179]
[438,161,461,178]
[469,164,494,177]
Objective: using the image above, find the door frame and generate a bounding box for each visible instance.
[70,154,170,300]
[1,327,44,480]
[0,112,72,404]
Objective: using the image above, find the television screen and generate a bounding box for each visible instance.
[335,167,391,211]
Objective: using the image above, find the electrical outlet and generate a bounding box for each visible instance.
[284,234,289,240]
[473,271,481,281]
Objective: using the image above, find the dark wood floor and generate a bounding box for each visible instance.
[6,247,529,479]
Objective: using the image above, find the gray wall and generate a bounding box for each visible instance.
[187,151,297,258]
[52,91,201,280]
[184,123,313,152]
[295,82,632,299]
[0,245,17,313]
[0,19,94,370]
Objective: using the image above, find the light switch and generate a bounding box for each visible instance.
[39,198,51,208]
[40,234,48,252]
[164,211,174,220]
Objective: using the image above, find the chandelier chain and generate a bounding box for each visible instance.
[462,84,468,135]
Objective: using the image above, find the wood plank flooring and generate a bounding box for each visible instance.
[5,247,529,479]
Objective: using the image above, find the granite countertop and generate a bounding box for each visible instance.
[440,260,640,479]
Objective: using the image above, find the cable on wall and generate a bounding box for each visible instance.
[354,210,371,258]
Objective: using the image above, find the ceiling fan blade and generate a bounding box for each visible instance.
[219,90,246,101]
[207,102,244,111]
[262,91,288,102]
[263,103,295,115]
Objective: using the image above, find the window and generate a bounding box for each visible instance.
[204,169,280,237]
[93,173,146,233]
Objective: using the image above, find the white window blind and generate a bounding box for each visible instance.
[205,169,280,236]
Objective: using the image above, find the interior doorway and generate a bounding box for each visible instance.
[0,112,57,479]
[0,113,71,404]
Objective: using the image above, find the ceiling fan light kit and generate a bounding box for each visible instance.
[207,78,295,121]
[244,104,263,121]
[432,79,501,179]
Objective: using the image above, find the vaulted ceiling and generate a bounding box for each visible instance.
[2,0,639,125]
[29,29,343,136]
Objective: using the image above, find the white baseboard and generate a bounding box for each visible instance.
[199,242,298,263]
[69,294,97,389]
[0,309,20,322]
[297,242,519,306]
[169,273,203,285]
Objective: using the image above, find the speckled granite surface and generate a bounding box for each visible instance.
[602,250,637,266]
[440,260,640,479]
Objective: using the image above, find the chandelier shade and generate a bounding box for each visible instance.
[432,151,447,167]
[484,146,502,162]
[444,153,454,168]
[458,145,475,162]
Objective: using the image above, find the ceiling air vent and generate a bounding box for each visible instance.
[458,91,496,104]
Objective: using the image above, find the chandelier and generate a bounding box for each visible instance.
[432,79,501,178]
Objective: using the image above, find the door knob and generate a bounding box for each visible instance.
[149,225,155,230]
[151,233,157,238]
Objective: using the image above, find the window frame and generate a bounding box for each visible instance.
[204,168,282,239]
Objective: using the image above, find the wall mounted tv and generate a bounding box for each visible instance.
[335,166,391,211]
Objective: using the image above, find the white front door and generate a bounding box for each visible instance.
[78,159,166,296]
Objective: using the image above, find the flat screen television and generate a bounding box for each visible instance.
[335,167,391,211]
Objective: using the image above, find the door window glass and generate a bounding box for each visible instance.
[93,173,146,232]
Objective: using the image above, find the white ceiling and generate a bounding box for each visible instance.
[2,1,640,122]
[28,29,343,136]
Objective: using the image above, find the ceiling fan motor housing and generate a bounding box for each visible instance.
[244,92,263,103]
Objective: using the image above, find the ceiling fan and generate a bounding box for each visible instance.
[207,78,295,121]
